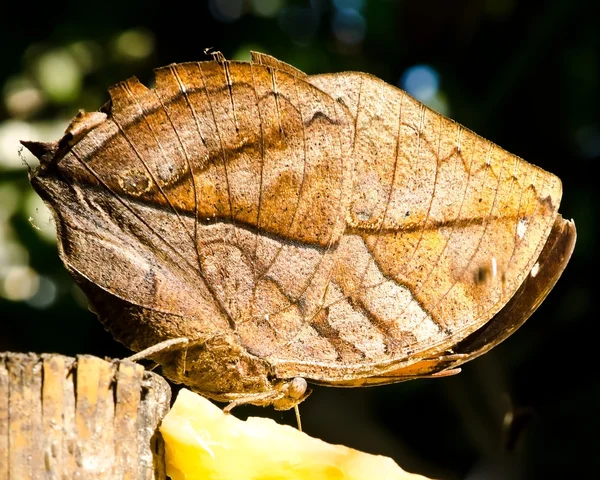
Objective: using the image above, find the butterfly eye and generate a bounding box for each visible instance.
[288,377,308,399]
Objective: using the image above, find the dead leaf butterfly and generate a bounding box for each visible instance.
[24,52,576,410]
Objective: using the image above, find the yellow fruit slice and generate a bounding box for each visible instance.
[160,389,432,480]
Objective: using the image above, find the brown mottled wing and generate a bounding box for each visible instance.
[310,213,576,387]
[450,213,576,360]
[30,59,355,363]
[29,57,571,389]
[269,72,564,382]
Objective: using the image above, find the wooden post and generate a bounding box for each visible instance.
[0,352,171,479]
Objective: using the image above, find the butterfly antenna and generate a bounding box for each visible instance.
[294,404,303,432]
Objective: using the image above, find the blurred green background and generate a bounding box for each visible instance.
[1,1,598,478]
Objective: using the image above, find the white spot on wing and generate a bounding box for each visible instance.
[517,218,529,240]
[530,262,540,278]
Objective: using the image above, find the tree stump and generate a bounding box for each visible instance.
[0,352,171,479]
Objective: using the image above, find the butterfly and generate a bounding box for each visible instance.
[24,52,576,411]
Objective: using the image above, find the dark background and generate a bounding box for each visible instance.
[1,1,598,478]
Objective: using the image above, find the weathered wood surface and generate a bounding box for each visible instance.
[0,352,171,479]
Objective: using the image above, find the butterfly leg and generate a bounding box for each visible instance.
[124,337,190,363]
[223,389,305,431]
[222,390,283,413]
[223,377,310,413]
[124,337,192,383]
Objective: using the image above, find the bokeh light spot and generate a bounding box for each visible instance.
[332,8,366,46]
[400,64,440,103]
[1,265,39,302]
[114,29,155,61]
[26,275,58,309]
[34,49,82,103]
[0,120,35,170]
[0,237,29,271]
[3,75,44,118]
[68,40,103,73]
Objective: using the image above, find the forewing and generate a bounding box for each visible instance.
[29,58,357,362]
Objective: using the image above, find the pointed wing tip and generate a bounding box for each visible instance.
[565,216,576,231]
[555,214,577,260]
[449,210,577,363]
[20,139,59,163]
